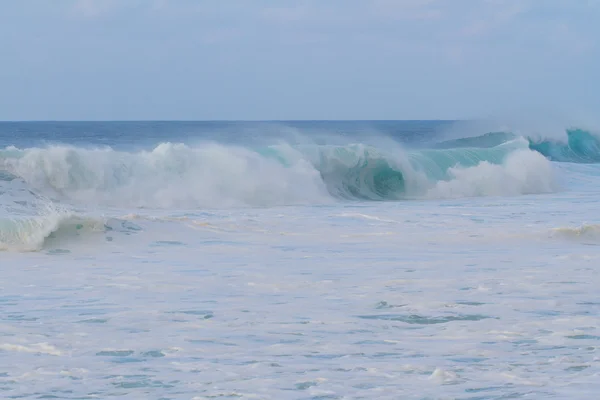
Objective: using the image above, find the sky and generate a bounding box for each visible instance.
[0,0,598,121]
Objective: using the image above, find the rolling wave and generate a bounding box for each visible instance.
[0,211,105,252]
[550,224,600,242]
[0,138,555,208]
[436,128,600,163]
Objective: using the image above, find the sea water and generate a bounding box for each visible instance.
[1,121,600,399]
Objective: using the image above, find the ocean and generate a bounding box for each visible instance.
[1,120,599,399]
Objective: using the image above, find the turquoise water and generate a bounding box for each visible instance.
[436,128,600,163]
[1,121,600,399]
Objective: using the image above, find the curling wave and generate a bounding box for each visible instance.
[0,139,556,208]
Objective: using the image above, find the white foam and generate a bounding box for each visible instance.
[0,343,62,356]
[426,149,556,198]
[1,143,330,209]
[1,140,560,210]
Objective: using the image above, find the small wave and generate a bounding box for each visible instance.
[0,209,105,252]
[550,224,600,242]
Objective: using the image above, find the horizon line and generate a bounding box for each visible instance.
[0,119,463,123]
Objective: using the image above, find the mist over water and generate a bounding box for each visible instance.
[3,119,588,210]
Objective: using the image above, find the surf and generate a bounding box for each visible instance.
[0,138,556,208]
[435,128,600,164]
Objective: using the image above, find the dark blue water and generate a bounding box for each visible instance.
[0,120,456,149]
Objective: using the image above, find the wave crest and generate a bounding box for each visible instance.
[436,128,600,164]
[0,143,330,208]
[0,140,556,208]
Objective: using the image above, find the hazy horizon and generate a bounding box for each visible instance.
[0,118,461,122]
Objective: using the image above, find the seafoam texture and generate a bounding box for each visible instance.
[1,121,600,399]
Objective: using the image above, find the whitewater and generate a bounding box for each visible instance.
[1,120,600,399]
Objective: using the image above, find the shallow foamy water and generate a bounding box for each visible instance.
[2,177,600,398]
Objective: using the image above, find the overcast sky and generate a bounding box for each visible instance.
[0,0,598,120]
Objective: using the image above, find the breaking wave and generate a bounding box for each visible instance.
[436,128,600,163]
[0,138,556,209]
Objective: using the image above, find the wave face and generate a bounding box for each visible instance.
[436,128,600,164]
[0,138,556,208]
[528,129,600,163]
